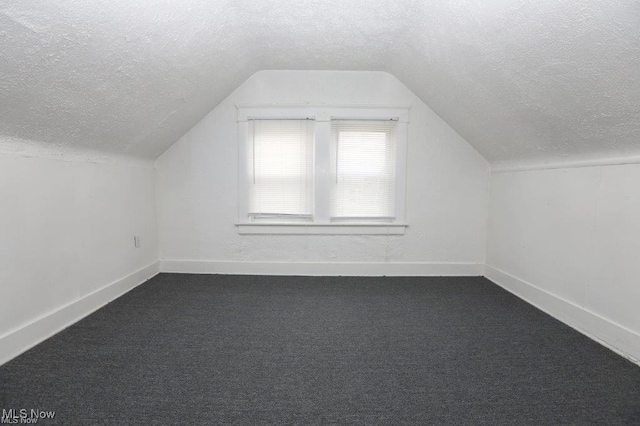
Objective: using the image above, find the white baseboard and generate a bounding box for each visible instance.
[485,265,640,365]
[0,261,160,367]
[4,262,636,369]
[160,260,483,277]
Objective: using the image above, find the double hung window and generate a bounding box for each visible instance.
[237,106,408,235]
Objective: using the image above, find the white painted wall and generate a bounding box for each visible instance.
[0,143,159,364]
[486,163,640,362]
[156,71,490,274]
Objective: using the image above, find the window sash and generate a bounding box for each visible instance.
[247,119,314,218]
[330,120,397,219]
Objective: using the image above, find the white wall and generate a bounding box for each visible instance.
[0,144,159,364]
[486,163,640,362]
[156,71,490,275]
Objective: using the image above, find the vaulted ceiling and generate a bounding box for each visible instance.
[2,0,639,166]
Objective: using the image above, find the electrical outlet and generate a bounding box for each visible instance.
[134,235,141,248]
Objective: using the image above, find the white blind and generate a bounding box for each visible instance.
[330,120,397,220]
[247,119,314,218]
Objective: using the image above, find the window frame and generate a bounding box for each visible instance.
[236,105,409,235]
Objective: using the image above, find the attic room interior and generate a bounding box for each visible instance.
[1,0,639,424]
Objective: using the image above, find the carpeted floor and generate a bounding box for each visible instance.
[1,274,639,425]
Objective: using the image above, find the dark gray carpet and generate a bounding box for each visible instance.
[1,274,639,425]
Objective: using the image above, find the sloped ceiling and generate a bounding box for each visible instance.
[1,0,639,165]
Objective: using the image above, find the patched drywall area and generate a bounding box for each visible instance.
[2,1,639,166]
[486,164,640,360]
[155,71,490,268]
[0,141,158,347]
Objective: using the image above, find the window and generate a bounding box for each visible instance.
[237,106,408,235]
[331,120,397,220]
[247,119,314,221]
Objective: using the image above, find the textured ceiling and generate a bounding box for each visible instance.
[1,0,639,165]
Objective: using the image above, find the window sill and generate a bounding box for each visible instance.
[235,222,408,235]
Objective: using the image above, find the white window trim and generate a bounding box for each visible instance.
[236,105,410,235]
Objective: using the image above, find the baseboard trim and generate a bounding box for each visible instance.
[11,262,634,367]
[484,265,640,365]
[160,260,483,277]
[0,261,160,367]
